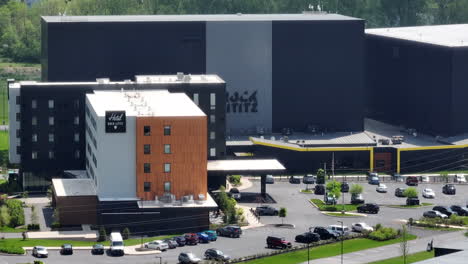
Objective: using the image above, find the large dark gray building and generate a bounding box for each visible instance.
[366,24,468,137]
[41,13,366,135]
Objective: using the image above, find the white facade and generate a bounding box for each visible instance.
[8,83,21,164]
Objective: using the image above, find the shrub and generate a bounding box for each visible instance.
[27,223,40,231]
[323,206,338,212]
[403,187,418,198]
[4,199,24,227]
[350,184,363,195]
[0,246,25,254]
[34,261,44,264]
[0,205,11,227]
[122,227,130,240]
[228,175,241,185]
[448,215,464,226]
[325,180,341,199]
[375,223,383,231]
[51,221,61,229]
[98,226,107,242]
[369,227,398,241]
[316,169,326,184]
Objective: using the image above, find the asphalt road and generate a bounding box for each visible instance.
[2,180,466,264]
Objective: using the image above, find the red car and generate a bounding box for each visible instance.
[184,233,199,245]
[406,176,419,186]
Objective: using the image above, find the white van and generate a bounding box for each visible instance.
[328,225,350,236]
[110,232,125,256]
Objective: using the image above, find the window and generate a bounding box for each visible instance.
[144,182,151,192]
[32,151,38,159]
[144,144,151,154]
[210,93,216,110]
[210,115,215,124]
[210,131,216,140]
[193,93,199,105]
[210,148,216,157]
[164,182,171,193]
[49,116,54,126]
[48,133,54,143]
[164,163,171,173]
[31,100,37,109]
[164,125,171,136]
[164,144,171,154]
[16,112,20,121]
[32,116,37,126]
[48,151,54,159]
[75,150,80,159]
[32,134,37,142]
[16,96,20,105]
[74,133,80,142]
[48,100,54,109]
[144,126,151,136]
[144,163,151,173]
[73,116,79,125]
[16,129,20,138]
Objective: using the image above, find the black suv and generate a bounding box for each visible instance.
[442,184,456,195]
[314,184,325,195]
[357,203,380,214]
[341,182,350,193]
[204,248,230,261]
[450,205,468,216]
[395,187,406,197]
[216,225,242,238]
[351,193,365,204]
[173,236,186,246]
[266,236,292,249]
[289,176,301,184]
[295,232,320,243]
[313,227,338,240]
[60,244,73,255]
[433,206,456,217]
[406,197,420,206]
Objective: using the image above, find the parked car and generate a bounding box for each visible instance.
[179,252,202,264]
[163,238,178,249]
[352,222,374,233]
[266,175,275,184]
[422,188,435,198]
[314,184,325,195]
[303,174,316,184]
[433,206,456,217]
[376,184,387,193]
[455,175,467,183]
[289,176,301,184]
[406,176,419,186]
[423,210,448,219]
[341,182,350,193]
[256,205,279,216]
[442,184,456,195]
[328,225,351,236]
[420,175,430,183]
[266,236,292,249]
[216,225,242,238]
[406,197,420,206]
[312,227,339,240]
[368,176,380,185]
[229,188,241,200]
[60,244,73,255]
[295,232,320,243]
[204,248,230,261]
[196,232,210,243]
[324,193,337,205]
[367,172,379,179]
[144,240,169,251]
[91,244,104,255]
[201,230,217,241]
[395,187,406,197]
[32,246,48,258]
[450,205,468,216]
[392,173,404,182]
[184,233,199,245]
[357,203,380,214]
[351,193,365,204]
[173,236,186,246]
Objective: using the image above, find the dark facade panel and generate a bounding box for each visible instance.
[42,20,206,82]
[400,148,468,174]
[56,195,98,225]
[272,20,365,133]
[451,47,468,135]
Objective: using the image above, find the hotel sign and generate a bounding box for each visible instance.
[105,111,126,133]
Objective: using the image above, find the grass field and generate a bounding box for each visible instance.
[0,226,27,233]
[311,199,359,212]
[324,212,363,217]
[242,235,417,264]
[366,250,434,264]
[0,130,8,151]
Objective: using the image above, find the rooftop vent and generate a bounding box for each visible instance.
[176,72,184,81]
[96,78,110,84]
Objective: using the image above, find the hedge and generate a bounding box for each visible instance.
[27,224,40,231]
[4,199,24,227]
[0,246,25,255]
[368,227,398,241]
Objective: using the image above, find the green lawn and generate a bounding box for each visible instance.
[242,235,417,264]
[366,250,434,264]
[300,189,313,193]
[0,130,8,151]
[0,226,27,233]
[311,199,359,212]
[324,212,363,217]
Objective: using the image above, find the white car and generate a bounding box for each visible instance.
[455,175,467,183]
[352,222,374,233]
[376,184,387,193]
[32,246,48,258]
[144,240,169,251]
[420,176,430,183]
[422,188,435,198]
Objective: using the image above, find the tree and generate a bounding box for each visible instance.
[350,184,364,195]
[326,180,342,199]
[30,205,38,226]
[279,207,287,225]
[0,205,10,227]
[403,187,418,198]
[400,224,409,264]
[98,226,106,242]
[316,168,326,184]
[122,227,130,240]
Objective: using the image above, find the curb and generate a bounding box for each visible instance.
[299,190,314,194]
[384,204,433,209]
[308,199,319,209]
[322,211,367,218]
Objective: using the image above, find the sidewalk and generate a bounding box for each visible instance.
[304,231,466,264]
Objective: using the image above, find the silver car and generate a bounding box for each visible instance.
[144,240,169,251]
[179,252,202,264]
[32,246,48,258]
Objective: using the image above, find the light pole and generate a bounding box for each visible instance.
[337,220,344,264]
[308,227,312,264]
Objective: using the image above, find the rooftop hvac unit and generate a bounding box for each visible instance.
[96,78,110,84]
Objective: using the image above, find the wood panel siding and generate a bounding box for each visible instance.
[136,116,207,200]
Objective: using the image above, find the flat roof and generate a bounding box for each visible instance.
[52,178,96,197]
[137,193,218,209]
[42,13,361,23]
[413,250,467,264]
[87,90,205,117]
[207,159,285,172]
[366,24,468,47]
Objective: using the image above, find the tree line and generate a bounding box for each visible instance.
[1,0,468,63]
